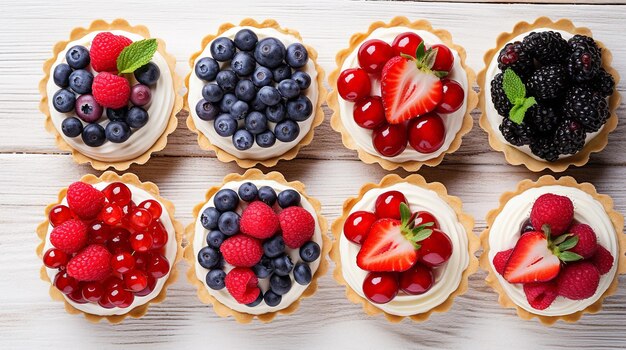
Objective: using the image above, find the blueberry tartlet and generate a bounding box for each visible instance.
[40,19,183,170]
[479,17,620,172]
[184,169,329,322]
[186,19,326,168]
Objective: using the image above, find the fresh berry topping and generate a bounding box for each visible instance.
[197,246,221,269]
[105,283,134,308]
[554,119,586,156]
[258,186,277,206]
[399,263,433,295]
[374,191,407,220]
[293,262,312,285]
[135,62,161,86]
[205,269,226,290]
[50,219,88,254]
[54,272,79,294]
[528,65,568,101]
[279,206,316,249]
[130,84,152,106]
[414,211,439,229]
[43,248,69,269]
[107,227,131,253]
[503,231,561,283]
[66,45,91,69]
[277,189,301,208]
[81,282,104,302]
[146,254,170,278]
[271,254,294,277]
[522,31,570,66]
[372,123,407,157]
[556,262,600,300]
[358,39,394,74]
[48,205,74,227]
[214,189,239,212]
[220,235,263,267]
[270,273,292,295]
[129,208,154,232]
[240,201,279,239]
[523,281,558,310]
[530,193,574,236]
[343,210,377,244]
[138,199,162,219]
[92,72,131,109]
[430,44,454,72]
[591,245,614,275]
[225,267,261,304]
[89,32,132,72]
[149,221,168,249]
[100,203,123,226]
[362,272,399,304]
[75,94,101,122]
[353,96,386,130]
[66,244,112,281]
[263,235,285,258]
[407,112,445,154]
[67,182,105,220]
[124,270,149,292]
[564,86,609,133]
[391,32,423,58]
[436,79,464,114]
[337,68,371,102]
[493,249,514,276]
[130,232,153,252]
[111,252,135,274]
[417,228,452,267]
[497,41,534,78]
[299,241,321,263]
[568,223,598,259]
[218,211,240,236]
[566,35,601,82]
[490,73,513,117]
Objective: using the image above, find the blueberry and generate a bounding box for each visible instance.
[294,262,312,285]
[258,86,281,106]
[272,255,294,276]
[52,89,76,113]
[105,121,132,143]
[277,79,300,99]
[210,37,236,62]
[106,106,128,121]
[264,290,282,307]
[216,70,238,92]
[292,71,312,90]
[252,256,274,279]
[205,269,226,290]
[198,246,221,269]
[254,38,286,68]
[250,95,267,112]
[245,111,267,134]
[126,106,149,128]
[65,45,90,69]
[200,207,221,229]
[287,95,313,121]
[235,79,256,102]
[278,189,301,208]
[195,57,220,81]
[53,64,72,88]
[61,117,83,137]
[256,130,276,148]
[258,186,277,206]
[195,99,219,121]
[286,43,309,68]
[265,103,286,123]
[134,62,160,85]
[270,273,292,295]
[263,235,285,258]
[234,29,258,51]
[214,189,239,212]
[252,66,273,88]
[220,93,238,112]
[272,64,292,82]
[206,230,226,249]
[214,114,238,137]
[300,241,321,263]
[75,94,103,123]
[81,123,106,147]
[275,120,300,142]
[246,292,264,307]
[238,182,258,202]
[202,83,224,103]
[68,69,93,94]
[232,129,254,150]
[218,211,240,236]
[231,51,256,77]
[230,100,249,120]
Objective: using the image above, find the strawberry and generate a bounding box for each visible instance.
[530,193,574,236]
[504,231,561,283]
[92,72,131,109]
[240,201,279,239]
[568,223,598,258]
[89,32,132,72]
[220,235,263,267]
[224,267,261,304]
[523,281,558,310]
[66,181,105,220]
[591,245,614,275]
[49,219,88,254]
[278,207,316,249]
[66,244,112,281]
[556,262,600,300]
[492,249,514,276]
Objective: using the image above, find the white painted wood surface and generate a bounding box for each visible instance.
[1,0,625,349]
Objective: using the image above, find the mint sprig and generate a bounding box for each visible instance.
[502,68,536,124]
[116,39,158,74]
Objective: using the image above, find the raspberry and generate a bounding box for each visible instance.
[89,32,132,72]
[492,249,513,276]
[591,245,614,275]
[92,72,131,109]
[220,235,263,267]
[240,201,279,239]
[49,219,88,254]
[530,193,574,236]
[224,267,260,304]
[66,244,112,281]
[279,206,315,249]
[556,262,600,300]
[568,223,598,258]
[67,181,105,220]
[523,281,558,310]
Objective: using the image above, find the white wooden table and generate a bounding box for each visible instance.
[2,0,625,348]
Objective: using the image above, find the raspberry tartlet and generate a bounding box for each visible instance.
[330,174,478,321]
[184,169,329,322]
[479,17,620,172]
[480,176,626,324]
[329,17,476,171]
[40,19,183,170]
[36,172,183,323]
[186,19,326,168]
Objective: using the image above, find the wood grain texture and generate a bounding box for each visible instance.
[1,0,625,349]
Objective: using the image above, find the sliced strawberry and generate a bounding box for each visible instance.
[503,231,560,283]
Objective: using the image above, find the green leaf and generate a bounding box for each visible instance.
[400,202,411,225]
[422,48,437,69]
[116,39,158,74]
[559,251,583,262]
[415,42,426,61]
[558,236,579,251]
[508,96,537,124]
[412,228,432,243]
[433,70,449,78]
[502,68,526,104]
[553,233,572,246]
[400,53,415,61]
[541,224,552,239]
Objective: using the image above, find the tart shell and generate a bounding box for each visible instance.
[39,18,184,171]
[478,17,621,172]
[329,173,479,322]
[183,168,330,323]
[328,16,477,172]
[479,175,626,325]
[184,18,327,168]
[35,171,184,323]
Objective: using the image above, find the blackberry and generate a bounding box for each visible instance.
[530,137,560,162]
[566,35,601,82]
[499,118,535,146]
[528,65,568,101]
[528,104,559,133]
[490,73,512,117]
[497,41,534,78]
[564,86,609,132]
[590,68,615,98]
[522,31,570,65]
[554,119,586,155]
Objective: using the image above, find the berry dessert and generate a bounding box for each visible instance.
[36,172,183,322]
[185,169,329,322]
[41,19,182,170]
[331,174,478,321]
[480,176,625,324]
[186,19,325,168]
[479,17,619,172]
[329,17,476,171]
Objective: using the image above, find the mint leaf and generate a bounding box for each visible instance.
[559,251,583,262]
[509,96,536,124]
[502,68,526,104]
[116,39,158,74]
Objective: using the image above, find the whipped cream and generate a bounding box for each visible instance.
[484,28,603,161]
[193,180,322,315]
[488,185,618,316]
[338,27,469,162]
[43,182,178,316]
[47,30,175,162]
[188,27,319,160]
[339,183,469,316]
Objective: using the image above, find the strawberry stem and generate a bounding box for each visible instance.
[399,202,434,249]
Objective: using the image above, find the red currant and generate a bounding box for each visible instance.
[436,79,464,114]
[81,282,104,302]
[375,191,408,220]
[98,297,116,309]
[87,221,110,245]
[129,208,153,231]
[407,113,445,154]
[431,44,454,72]
[138,199,162,219]
[362,272,399,304]
[147,254,170,278]
[111,252,135,274]
[149,221,168,249]
[134,275,157,297]
[337,68,371,102]
[391,32,424,57]
[54,272,78,294]
[399,263,433,295]
[358,39,393,74]
[100,203,123,226]
[353,96,386,129]
[107,227,132,253]
[68,288,88,304]
[105,285,134,308]
[124,270,148,292]
[102,182,132,206]
[130,232,153,252]
[343,211,377,244]
[48,205,73,227]
[415,211,439,229]
[103,276,123,290]
[43,248,69,269]
[372,123,407,157]
[418,228,453,267]
[133,252,151,271]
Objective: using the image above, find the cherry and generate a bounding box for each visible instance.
[134,275,157,297]
[358,39,394,74]
[48,205,73,227]
[372,123,407,157]
[98,297,116,309]
[436,79,464,114]
[124,270,148,292]
[407,113,445,154]
[343,211,377,244]
[54,272,79,294]
[68,288,88,304]
[391,32,424,58]
[375,191,408,220]
[87,221,110,245]
[130,232,153,252]
[138,199,162,219]
[105,284,134,308]
[103,276,124,290]
[129,208,153,231]
[418,228,453,267]
[148,221,168,249]
[353,96,386,129]
[133,252,151,271]
[111,252,135,274]
[362,272,399,304]
[100,203,123,226]
[43,248,69,269]
[107,227,132,253]
[147,254,170,278]
[81,282,104,302]
[337,68,371,102]
[102,182,132,206]
[415,211,439,229]
[399,263,433,295]
[430,44,454,72]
